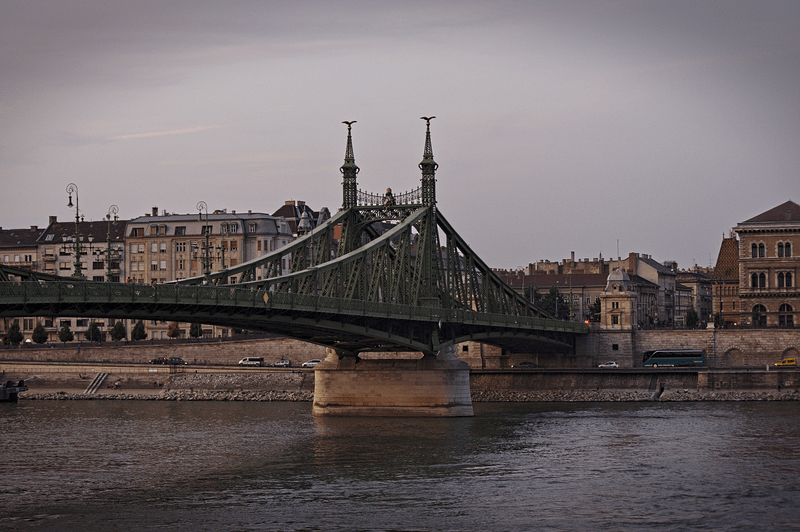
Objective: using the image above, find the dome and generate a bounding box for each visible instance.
[605,268,631,292]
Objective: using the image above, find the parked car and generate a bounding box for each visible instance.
[302,359,322,368]
[511,361,537,368]
[167,357,186,365]
[238,357,264,367]
[270,359,291,367]
[776,358,797,367]
[598,361,619,368]
[150,357,168,364]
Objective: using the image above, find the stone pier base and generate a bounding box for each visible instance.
[312,346,474,417]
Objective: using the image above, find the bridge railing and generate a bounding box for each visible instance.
[0,281,587,334]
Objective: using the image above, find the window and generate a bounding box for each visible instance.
[138,244,144,253]
[229,223,238,233]
[752,273,758,287]
[176,242,186,253]
[151,261,158,271]
[177,259,185,270]
[752,243,758,258]
[150,225,158,235]
[60,262,70,270]
[778,243,785,258]
[760,273,766,288]
[779,304,794,328]
[130,262,138,271]
[759,243,765,258]
[160,260,167,270]
[249,222,257,232]
[159,225,166,235]
[230,241,237,251]
[159,242,166,253]
[175,226,186,236]
[202,225,212,236]
[151,243,158,253]
[752,304,767,328]
[611,316,619,325]
[130,228,143,237]
[93,276,104,282]
[93,261,104,269]
[787,243,793,257]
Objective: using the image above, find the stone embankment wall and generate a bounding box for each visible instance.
[584,329,800,368]
[0,337,327,366]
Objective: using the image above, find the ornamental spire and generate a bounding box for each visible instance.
[340,121,359,208]
[419,116,438,206]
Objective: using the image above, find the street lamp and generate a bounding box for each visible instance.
[196,201,212,282]
[66,183,85,279]
[105,205,119,282]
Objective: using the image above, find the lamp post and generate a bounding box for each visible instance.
[215,223,229,270]
[105,205,119,282]
[66,183,85,279]
[196,201,212,282]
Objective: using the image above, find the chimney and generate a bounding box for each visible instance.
[49,216,57,224]
[285,200,296,206]
[30,226,38,231]
[152,207,158,216]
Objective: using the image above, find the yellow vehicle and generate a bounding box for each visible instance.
[776,358,797,367]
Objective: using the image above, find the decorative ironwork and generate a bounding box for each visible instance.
[0,119,588,358]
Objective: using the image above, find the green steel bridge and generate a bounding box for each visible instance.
[0,119,587,357]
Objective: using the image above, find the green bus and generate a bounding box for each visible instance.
[642,349,706,368]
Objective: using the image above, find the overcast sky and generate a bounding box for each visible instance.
[2,1,798,270]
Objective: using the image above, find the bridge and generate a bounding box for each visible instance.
[0,119,587,415]
[0,119,586,357]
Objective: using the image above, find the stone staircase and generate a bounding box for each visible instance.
[84,373,108,394]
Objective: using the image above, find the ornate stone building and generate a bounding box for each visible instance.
[734,200,799,327]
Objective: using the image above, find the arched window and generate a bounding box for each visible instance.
[752,243,758,258]
[778,243,785,257]
[759,243,766,258]
[759,273,766,288]
[778,272,785,288]
[787,243,792,257]
[752,304,767,328]
[779,304,794,328]
[788,272,793,287]
[752,273,759,288]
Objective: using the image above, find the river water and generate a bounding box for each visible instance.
[2,400,799,531]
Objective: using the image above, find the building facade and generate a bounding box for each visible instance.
[124,207,293,339]
[734,200,799,328]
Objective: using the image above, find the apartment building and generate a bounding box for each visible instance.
[124,207,293,339]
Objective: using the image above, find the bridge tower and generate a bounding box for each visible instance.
[314,118,473,416]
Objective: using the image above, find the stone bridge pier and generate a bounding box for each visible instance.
[312,345,474,417]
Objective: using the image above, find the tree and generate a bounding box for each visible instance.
[189,322,203,339]
[587,297,602,323]
[85,322,102,342]
[167,322,182,339]
[536,286,571,320]
[58,323,74,344]
[110,321,127,342]
[685,308,699,329]
[131,320,147,341]
[32,322,49,344]
[4,321,23,345]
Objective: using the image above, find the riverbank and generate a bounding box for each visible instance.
[18,388,800,402]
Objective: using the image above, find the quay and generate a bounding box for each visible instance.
[2,361,798,402]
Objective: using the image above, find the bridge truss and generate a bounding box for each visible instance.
[0,119,586,356]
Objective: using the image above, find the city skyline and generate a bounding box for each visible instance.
[3,1,799,270]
